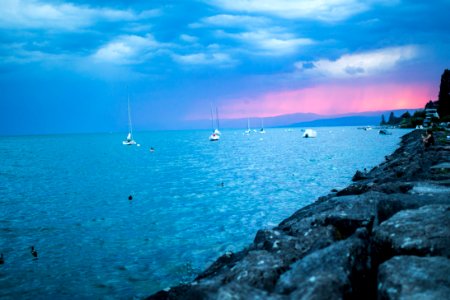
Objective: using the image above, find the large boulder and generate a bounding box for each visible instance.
[274,232,371,299]
[372,204,450,264]
[378,256,450,300]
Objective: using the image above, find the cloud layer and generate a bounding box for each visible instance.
[296,46,419,78]
[0,0,448,133]
[0,0,158,30]
[206,0,395,22]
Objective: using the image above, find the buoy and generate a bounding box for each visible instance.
[31,246,38,258]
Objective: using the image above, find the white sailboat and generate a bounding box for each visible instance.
[123,93,137,145]
[209,105,220,141]
[213,107,221,136]
[244,118,251,134]
[260,118,266,134]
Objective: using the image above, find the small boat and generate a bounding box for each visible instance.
[303,129,317,138]
[209,133,220,141]
[260,118,266,133]
[244,118,251,134]
[123,92,137,145]
[209,105,220,141]
[213,107,221,136]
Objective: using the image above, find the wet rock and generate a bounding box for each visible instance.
[370,182,413,194]
[214,282,282,300]
[372,204,450,264]
[195,250,248,281]
[251,227,336,266]
[279,193,381,240]
[376,192,450,224]
[275,234,371,299]
[352,170,369,181]
[147,284,206,300]
[378,256,450,300]
[336,184,371,196]
[220,250,286,291]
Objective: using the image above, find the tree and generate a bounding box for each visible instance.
[438,69,450,118]
[388,112,396,125]
[401,111,411,119]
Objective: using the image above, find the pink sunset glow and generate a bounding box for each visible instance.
[218,82,436,119]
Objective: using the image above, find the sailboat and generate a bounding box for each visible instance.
[123,93,137,145]
[213,107,221,136]
[209,105,220,141]
[260,118,266,134]
[244,118,251,134]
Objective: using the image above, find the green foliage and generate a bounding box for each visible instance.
[382,110,426,128]
[401,111,411,118]
[413,110,426,118]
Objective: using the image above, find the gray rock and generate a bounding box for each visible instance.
[279,193,382,239]
[352,170,370,181]
[372,205,450,264]
[376,192,450,224]
[220,250,286,291]
[275,234,371,299]
[336,184,371,196]
[378,256,450,300]
[196,250,249,281]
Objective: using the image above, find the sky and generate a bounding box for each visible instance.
[0,0,449,134]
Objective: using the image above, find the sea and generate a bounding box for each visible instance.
[0,127,408,299]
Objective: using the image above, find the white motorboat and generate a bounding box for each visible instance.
[303,129,317,138]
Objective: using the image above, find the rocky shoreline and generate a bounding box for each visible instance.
[148,130,450,300]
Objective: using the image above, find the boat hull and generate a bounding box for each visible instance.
[209,134,220,141]
[303,129,317,138]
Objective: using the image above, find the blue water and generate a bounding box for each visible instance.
[0,127,407,299]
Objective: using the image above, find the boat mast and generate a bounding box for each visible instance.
[216,107,220,131]
[128,89,133,138]
[210,104,215,131]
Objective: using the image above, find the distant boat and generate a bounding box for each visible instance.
[209,132,220,141]
[123,92,137,146]
[303,129,317,138]
[209,104,220,141]
[244,118,251,134]
[260,118,266,134]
